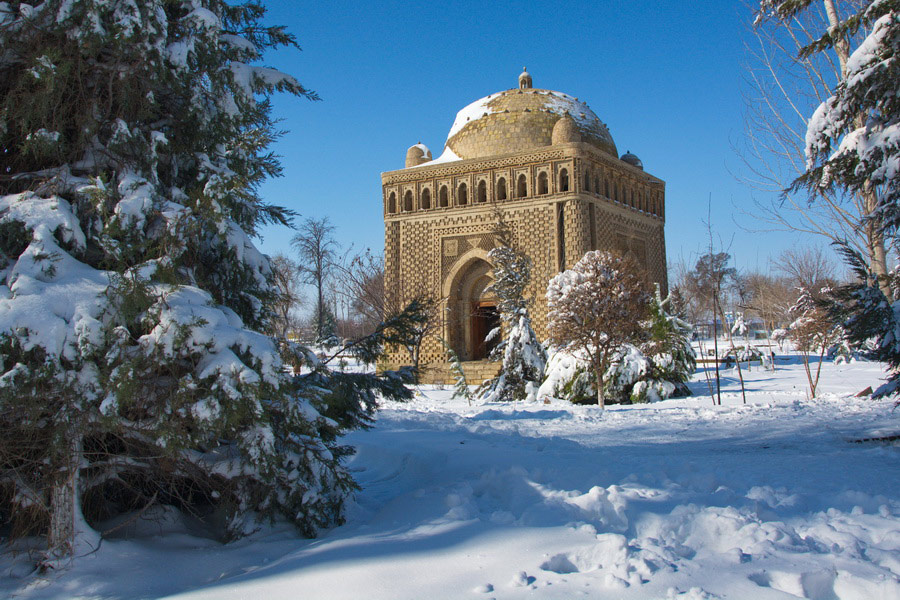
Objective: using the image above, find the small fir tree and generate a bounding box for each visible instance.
[639,284,696,399]
[442,339,473,405]
[477,212,546,402]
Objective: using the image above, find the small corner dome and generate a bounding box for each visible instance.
[405,143,432,168]
[551,113,581,145]
[620,150,643,170]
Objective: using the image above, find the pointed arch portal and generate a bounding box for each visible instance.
[443,253,500,361]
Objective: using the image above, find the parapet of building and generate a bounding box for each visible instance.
[381,69,667,383]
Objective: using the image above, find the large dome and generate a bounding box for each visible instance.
[444,79,617,160]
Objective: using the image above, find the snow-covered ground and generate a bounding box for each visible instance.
[3,357,899,600]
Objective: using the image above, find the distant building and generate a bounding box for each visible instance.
[381,69,667,382]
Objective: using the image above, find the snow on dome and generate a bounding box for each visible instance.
[405,142,433,167]
[446,95,495,140]
[443,85,617,160]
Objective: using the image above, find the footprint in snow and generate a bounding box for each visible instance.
[472,583,493,593]
[510,571,536,587]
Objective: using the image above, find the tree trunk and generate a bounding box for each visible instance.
[317,269,324,339]
[46,429,82,561]
[864,185,892,298]
[595,361,605,409]
[823,0,850,75]
[824,0,891,297]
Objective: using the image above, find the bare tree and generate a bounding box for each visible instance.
[267,253,304,340]
[771,245,840,291]
[291,217,339,342]
[546,251,650,408]
[738,1,890,289]
[333,248,385,337]
[741,270,794,331]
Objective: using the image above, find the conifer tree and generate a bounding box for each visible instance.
[0,0,352,562]
[640,285,696,398]
[758,0,899,234]
[477,212,546,402]
[822,244,900,398]
[759,1,900,396]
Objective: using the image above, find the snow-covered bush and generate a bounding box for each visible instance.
[546,251,649,407]
[539,344,680,405]
[771,328,789,350]
[540,284,695,405]
[724,345,764,363]
[0,1,352,561]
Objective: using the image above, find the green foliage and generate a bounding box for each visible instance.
[297,301,427,431]
[476,214,547,402]
[822,243,900,399]
[443,338,473,405]
[0,219,30,262]
[641,284,696,394]
[0,0,352,559]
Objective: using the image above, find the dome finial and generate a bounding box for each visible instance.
[518,67,532,90]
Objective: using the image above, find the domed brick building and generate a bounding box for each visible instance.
[381,69,667,382]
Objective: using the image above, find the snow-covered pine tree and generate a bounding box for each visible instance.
[765,1,900,236]
[476,212,546,402]
[0,1,352,561]
[639,284,696,399]
[759,1,900,397]
[822,244,900,397]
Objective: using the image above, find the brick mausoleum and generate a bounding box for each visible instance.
[381,69,667,383]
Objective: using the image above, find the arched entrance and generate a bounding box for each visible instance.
[444,254,500,361]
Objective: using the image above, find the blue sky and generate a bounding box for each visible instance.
[254,0,824,276]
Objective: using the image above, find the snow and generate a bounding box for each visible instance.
[446,90,600,141]
[3,357,898,599]
[447,94,495,139]
[406,145,461,169]
[411,143,430,157]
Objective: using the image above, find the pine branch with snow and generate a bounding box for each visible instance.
[759,1,900,239]
[822,243,900,398]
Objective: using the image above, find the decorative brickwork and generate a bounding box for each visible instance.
[382,73,667,382]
